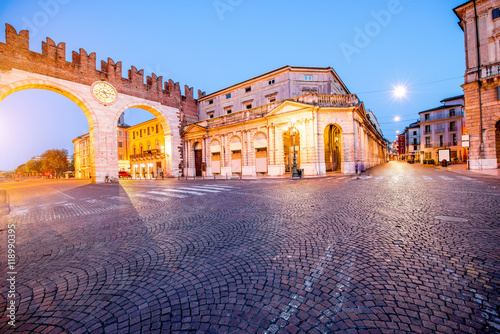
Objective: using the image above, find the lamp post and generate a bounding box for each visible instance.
[291,127,299,178]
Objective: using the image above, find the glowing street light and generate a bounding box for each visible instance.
[394,116,401,122]
[393,85,407,99]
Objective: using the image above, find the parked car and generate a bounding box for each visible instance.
[118,171,131,178]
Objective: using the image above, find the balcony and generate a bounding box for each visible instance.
[482,63,500,79]
[449,125,458,132]
[130,150,164,161]
[420,110,464,122]
[425,130,432,134]
[435,127,446,134]
[196,93,360,130]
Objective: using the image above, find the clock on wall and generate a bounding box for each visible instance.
[91,81,117,105]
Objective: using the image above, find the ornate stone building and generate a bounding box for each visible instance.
[454,0,500,169]
[183,66,387,177]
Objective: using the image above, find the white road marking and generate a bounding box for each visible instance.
[133,194,163,201]
[147,191,187,199]
[162,188,206,196]
[422,176,433,181]
[439,175,455,181]
[456,175,474,181]
[179,187,220,193]
[47,187,75,200]
[202,185,234,189]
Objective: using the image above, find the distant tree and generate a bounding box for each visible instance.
[15,163,27,175]
[41,149,70,176]
[26,158,43,175]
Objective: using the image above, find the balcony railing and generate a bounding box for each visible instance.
[483,63,500,79]
[197,93,360,130]
[421,110,464,122]
[449,126,458,132]
[130,150,164,160]
[435,127,446,134]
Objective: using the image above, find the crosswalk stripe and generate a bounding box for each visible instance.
[456,175,474,181]
[162,188,206,196]
[179,187,221,193]
[439,175,455,181]
[202,185,234,189]
[148,191,187,199]
[133,194,162,201]
[422,176,433,181]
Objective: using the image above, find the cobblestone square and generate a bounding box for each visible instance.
[1,162,499,333]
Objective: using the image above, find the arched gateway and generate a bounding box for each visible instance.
[0,24,198,183]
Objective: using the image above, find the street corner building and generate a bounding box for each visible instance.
[182,66,387,178]
[454,0,500,169]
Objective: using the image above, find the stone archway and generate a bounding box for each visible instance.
[282,128,300,173]
[0,24,197,182]
[324,124,342,172]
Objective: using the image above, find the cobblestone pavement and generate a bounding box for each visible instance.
[0,162,499,333]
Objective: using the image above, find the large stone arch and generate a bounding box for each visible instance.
[0,79,101,179]
[0,23,197,182]
[112,102,177,177]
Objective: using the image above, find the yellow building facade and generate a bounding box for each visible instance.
[128,118,168,179]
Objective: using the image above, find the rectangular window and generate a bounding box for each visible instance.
[246,104,252,109]
[413,131,417,136]
[493,8,500,19]
[209,99,214,104]
[226,109,232,114]
[209,114,214,119]
[133,133,135,139]
[450,121,457,131]
[156,124,159,133]
[148,128,150,135]
[226,93,231,99]
[452,134,457,146]
[304,75,313,81]
[269,97,276,103]
[118,141,123,148]
[245,87,251,92]
[425,137,431,147]
[119,154,124,160]
[268,79,275,85]
[439,135,444,147]
[414,145,418,151]
[424,114,430,121]
[118,130,123,136]
[449,109,456,117]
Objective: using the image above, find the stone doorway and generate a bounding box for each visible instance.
[324,124,342,172]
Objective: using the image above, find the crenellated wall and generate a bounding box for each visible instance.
[0,23,199,182]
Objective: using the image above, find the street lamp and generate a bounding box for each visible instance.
[291,126,299,178]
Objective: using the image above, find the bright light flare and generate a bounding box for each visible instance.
[394,116,401,122]
[393,85,407,98]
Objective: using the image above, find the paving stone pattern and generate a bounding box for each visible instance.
[0,163,499,333]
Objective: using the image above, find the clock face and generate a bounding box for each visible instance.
[91,81,117,104]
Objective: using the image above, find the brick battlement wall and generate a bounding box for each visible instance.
[0,24,198,124]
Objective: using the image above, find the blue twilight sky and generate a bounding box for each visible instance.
[0,0,467,170]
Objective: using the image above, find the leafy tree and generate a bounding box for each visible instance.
[41,149,70,176]
[26,158,43,175]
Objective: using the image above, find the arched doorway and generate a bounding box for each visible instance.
[496,120,500,168]
[283,128,300,173]
[193,142,203,177]
[324,124,342,172]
